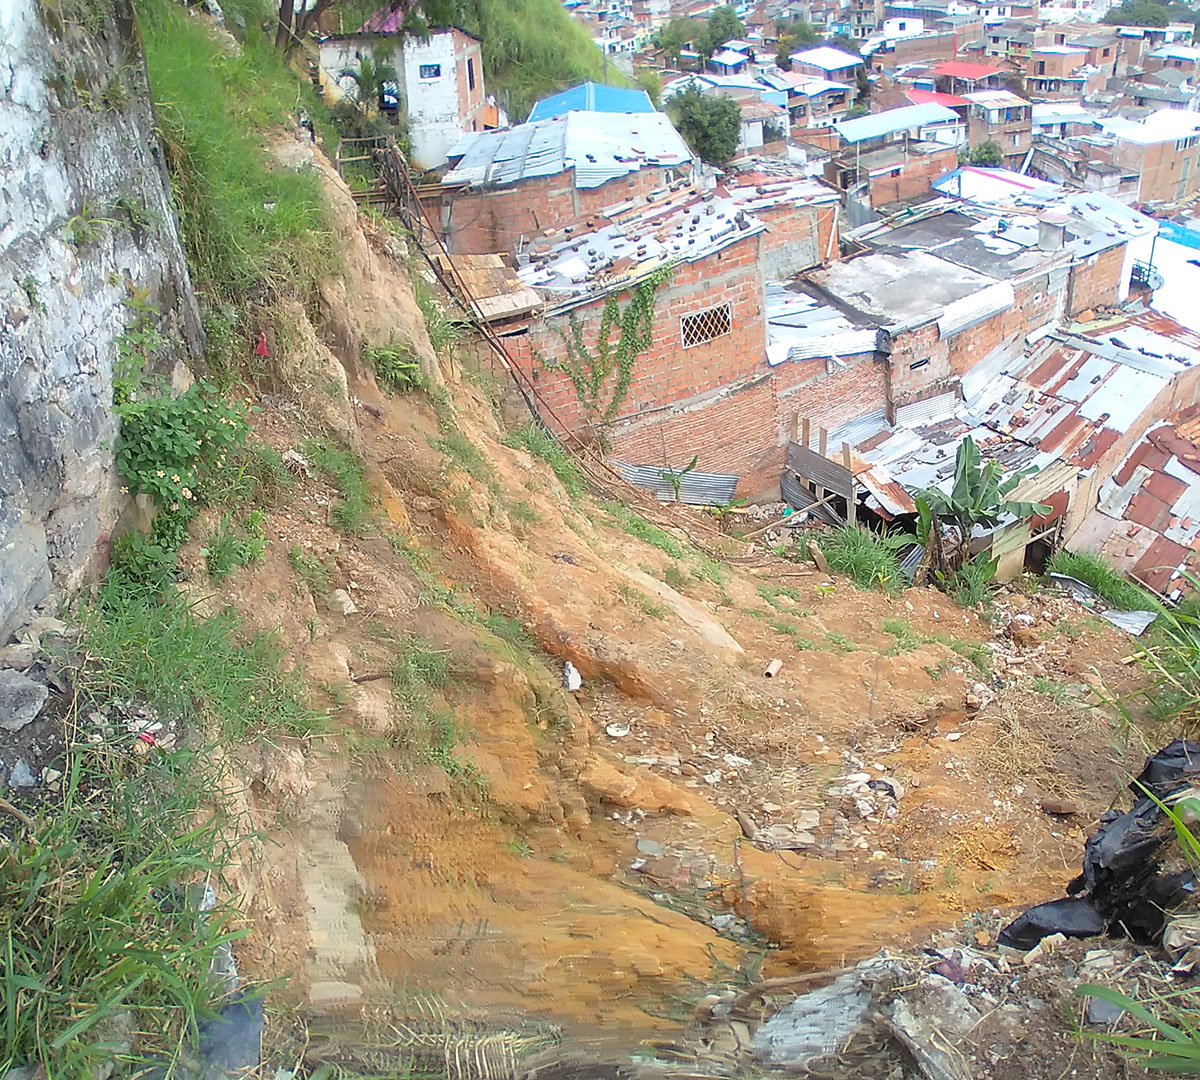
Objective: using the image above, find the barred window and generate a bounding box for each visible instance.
[681,303,732,348]
[419,63,442,78]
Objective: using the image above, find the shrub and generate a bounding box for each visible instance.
[820,526,910,593]
[365,340,425,393]
[1047,550,1161,611]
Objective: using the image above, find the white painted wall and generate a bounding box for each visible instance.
[402,33,467,168]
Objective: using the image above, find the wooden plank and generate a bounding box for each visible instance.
[816,426,828,503]
[842,443,856,526]
[786,443,855,498]
[800,415,810,449]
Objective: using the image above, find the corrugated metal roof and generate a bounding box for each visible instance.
[764,284,881,365]
[937,280,1015,337]
[443,111,691,190]
[611,461,739,505]
[792,45,864,70]
[527,82,656,122]
[906,87,970,107]
[934,61,1004,78]
[835,103,960,143]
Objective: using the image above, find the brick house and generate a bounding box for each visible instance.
[759,70,854,128]
[964,89,1032,168]
[770,170,1154,427]
[791,45,866,83]
[933,60,1008,95]
[500,176,841,492]
[1144,44,1200,81]
[437,111,692,255]
[1025,45,1093,100]
[1095,109,1200,204]
[825,102,964,208]
[318,27,487,170]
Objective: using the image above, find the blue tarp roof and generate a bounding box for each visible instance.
[528,82,655,122]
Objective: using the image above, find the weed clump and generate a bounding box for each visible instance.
[820,525,911,593]
[1047,550,1161,612]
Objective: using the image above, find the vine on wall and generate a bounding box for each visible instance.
[539,265,672,434]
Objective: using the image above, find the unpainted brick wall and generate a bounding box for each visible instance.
[442,166,668,255]
[1068,243,1126,314]
[512,233,767,439]
[868,147,958,206]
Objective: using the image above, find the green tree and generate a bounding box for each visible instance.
[775,31,794,69]
[1103,0,1170,24]
[339,54,399,112]
[667,84,741,166]
[697,4,746,59]
[653,17,698,63]
[635,67,663,107]
[785,19,821,45]
[969,139,1004,165]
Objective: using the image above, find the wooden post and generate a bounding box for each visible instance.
[800,416,810,449]
[842,442,856,527]
[816,427,828,504]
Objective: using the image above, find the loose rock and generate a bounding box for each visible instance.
[0,670,49,732]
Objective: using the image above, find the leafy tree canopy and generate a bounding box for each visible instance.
[1102,0,1171,25]
[653,16,700,63]
[969,139,1003,165]
[696,5,746,58]
[667,84,740,166]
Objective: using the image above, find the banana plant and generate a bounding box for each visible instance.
[913,436,1052,579]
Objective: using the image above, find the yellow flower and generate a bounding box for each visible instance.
[156,469,165,478]
[171,502,179,511]
[120,486,129,494]
[171,474,180,484]
[181,487,193,500]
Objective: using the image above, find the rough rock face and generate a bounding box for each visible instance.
[0,0,201,637]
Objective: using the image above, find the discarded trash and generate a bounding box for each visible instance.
[1086,993,1126,1026]
[604,721,629,738]
[1049,572,1101,605]
[562,661,582,692]
[1001,900,1104,950]
[763,658,783,679]
[999,738,1200,949]
[1101,609,1159,635]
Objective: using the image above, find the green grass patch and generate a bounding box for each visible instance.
[502,422,586,500]
[663,563,689,591]
[820,525,911,593]
[195,438,294,507]
[364,340,426,394]
[757,582,812,613]
[288,545,331,596]
[824,631,858,652]
[508,499,540,525]
[0,739,243,1075]
[605,502,685,559]
[618,583,668,619]
[305,437,378,535]
[1033,676,1070,704]
[882,619,991,673]
[135,0,334,305]
[1047,550,1162,612]
[202,509,267,579]
[82,584,322,740]
[437,429,493,486]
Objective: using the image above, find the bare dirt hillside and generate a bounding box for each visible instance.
[199,136,1153,1058]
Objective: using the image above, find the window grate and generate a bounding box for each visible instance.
[681,303,732,348]
[419,63,442,78]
